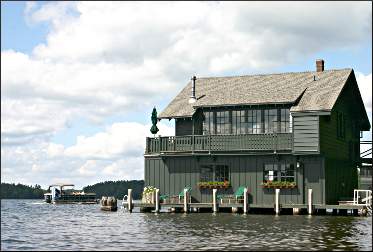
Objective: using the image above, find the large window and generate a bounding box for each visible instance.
[216,111,231,134]
[200,164,230,182]
[232,110,247,134]
[264,109,278,133]
[203,111,214,135]
[248,109,262,134]
[264,163,295,182]
[280,108,291,133]
[203,108,291,135]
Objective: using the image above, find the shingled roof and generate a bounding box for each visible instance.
[158,68,354,119]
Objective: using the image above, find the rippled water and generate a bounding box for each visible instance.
[1,199,372,251]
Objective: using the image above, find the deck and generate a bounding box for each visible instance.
[145,133,293,155]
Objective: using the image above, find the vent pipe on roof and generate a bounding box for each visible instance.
[316,59,324,72]
[189,76,197,104]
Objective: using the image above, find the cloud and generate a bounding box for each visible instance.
[64,122,174,159]
[356,72,372,115]
[1,121,174,189]
[2,2,371,146]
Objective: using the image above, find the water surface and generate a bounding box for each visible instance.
[1,199,371,251]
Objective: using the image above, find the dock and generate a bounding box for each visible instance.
[121,188,372,216]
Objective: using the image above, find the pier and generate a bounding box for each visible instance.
[121,188,372,216]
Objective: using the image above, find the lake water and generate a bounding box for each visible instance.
[1,199,371,251]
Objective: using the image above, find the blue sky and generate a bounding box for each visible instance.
[1,1,372,189]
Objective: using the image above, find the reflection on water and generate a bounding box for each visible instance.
[1,200,371,251]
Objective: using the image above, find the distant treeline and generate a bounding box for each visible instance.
[1,180,145,200]
[83,180,144,200]
[1,183,46,199]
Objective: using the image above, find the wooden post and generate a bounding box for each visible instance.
[308,188,312,215]
[243,187,248,214]
[128,189,133,212]
[183,188,188,213]
[155,189,160,213]
[275,188,280,215]
[293,208,300,215]
[213,189,218,213]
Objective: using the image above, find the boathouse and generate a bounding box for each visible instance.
[144,59,371,208]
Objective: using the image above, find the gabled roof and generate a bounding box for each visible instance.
[159,69,354,118]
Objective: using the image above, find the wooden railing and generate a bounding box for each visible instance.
[145,133,293,154]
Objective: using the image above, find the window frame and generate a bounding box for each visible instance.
[263,162,295,182]
[199,164,230,182]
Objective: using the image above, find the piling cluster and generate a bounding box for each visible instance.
[100,196,118,211]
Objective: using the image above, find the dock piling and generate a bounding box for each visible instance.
[155,189,160,213]
[213,189,218,213]
[243,187,248,214]
[275,189,280,215]
[128,189,133,212]
[308,189,313,215]
[183,188,188,213]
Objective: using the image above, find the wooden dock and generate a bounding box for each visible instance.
[122,188,371,216]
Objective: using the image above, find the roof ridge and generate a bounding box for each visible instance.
[195,68,352,80]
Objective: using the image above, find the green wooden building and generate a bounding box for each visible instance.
[144,59,370,206]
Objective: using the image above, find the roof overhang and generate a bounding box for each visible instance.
[290,110,332,116]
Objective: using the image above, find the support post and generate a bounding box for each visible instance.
[243,187,248,214]
[275,189,280,215]
[308,188,313,215]
[183,188,188,213]
[128,189,133,212]
[155,189,160,213]
[213,189,218,213]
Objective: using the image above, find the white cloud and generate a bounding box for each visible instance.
[356,72,372,114]
[1,121,174,189]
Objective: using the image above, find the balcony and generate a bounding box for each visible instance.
[145,133,293,155]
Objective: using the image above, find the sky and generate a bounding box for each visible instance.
[1,1,372,189]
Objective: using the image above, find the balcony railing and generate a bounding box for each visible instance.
[145,133,293,154]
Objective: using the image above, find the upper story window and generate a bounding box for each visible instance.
[280,108,292,133]
[337,111,345,139]
[203,111,214,135]
[232,110,247,134]
[203,107,291,135]
[248,109,263,134]
[264,109,278,133]
[216,111,231,134]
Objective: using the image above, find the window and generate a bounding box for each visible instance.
[248,110,263,134]
[203,111,214,135]
[232,110,247,134]
[337,111,345,139]
[264,163,295,182]
[215,165,229,182]
[264,164,278,181]
[200,164,230,182]
[264,109,278,133]
[280,109,291,133]
[200,165,213,182]
[216,111,231,134]
[279,164,295,182]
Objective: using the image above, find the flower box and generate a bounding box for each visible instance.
[261,181,297,189]
[197,181,231,189]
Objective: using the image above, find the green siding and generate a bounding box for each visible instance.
[319,77,362,203]
[145,155,325,205]
[293,115,319,153]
